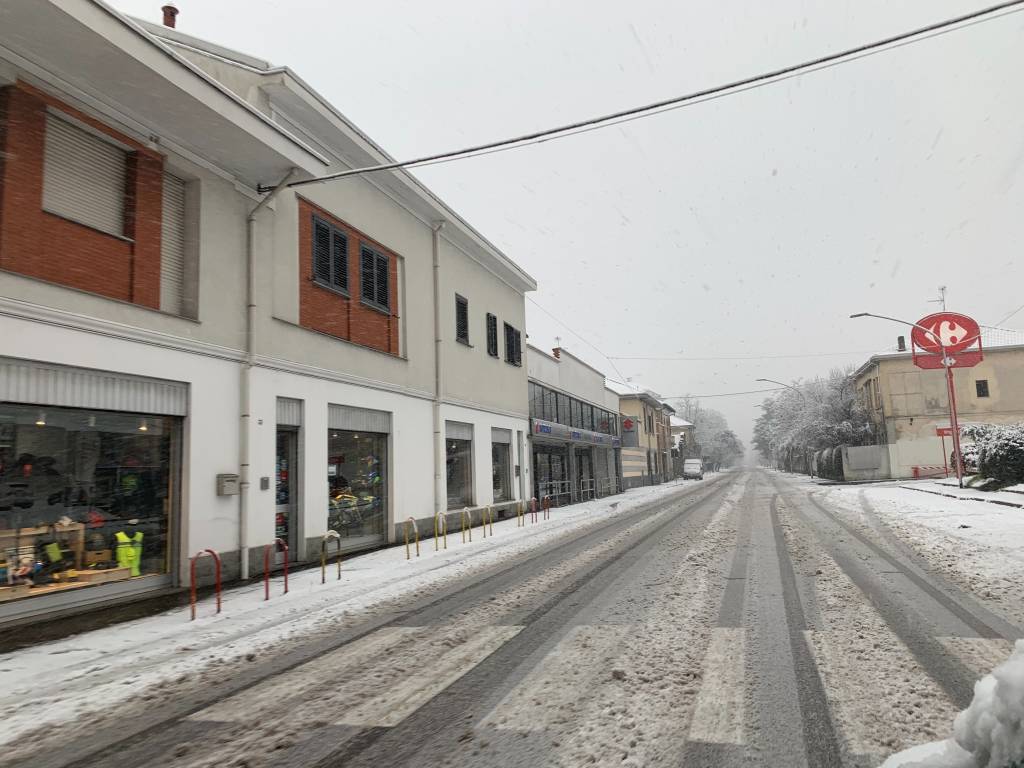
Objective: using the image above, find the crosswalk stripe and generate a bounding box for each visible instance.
[191,624,522,728]
[687,627,746,745]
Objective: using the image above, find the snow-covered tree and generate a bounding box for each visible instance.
[752,367,874,471]
[667,404,745,468]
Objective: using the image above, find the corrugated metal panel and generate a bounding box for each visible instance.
[0,358,187,415]
[42,114,127,237]
[276,397,302,426]
[160,173,186,314]
[491,427,512,444]
[446,420,473,441]
[329,404,391,433]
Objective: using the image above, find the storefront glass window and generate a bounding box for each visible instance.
[492,442,511,502]
[556,393,570,425]
[543,389,557,423]
[446,438,473,508]
[327,430,386,539]
[0,403,177,600]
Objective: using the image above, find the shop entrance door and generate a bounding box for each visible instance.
[575,447,595,500]
[275,428,298,561]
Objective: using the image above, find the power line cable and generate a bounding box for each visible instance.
[283,0,1024,189]
[608,350,878,361]
[526,297,627,381]
[660,387,787,399]
[990,302,1024,328]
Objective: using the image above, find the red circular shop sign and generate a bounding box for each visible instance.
[911,312,981,355]
[622,418,634,431]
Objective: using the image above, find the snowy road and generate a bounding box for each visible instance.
[8,470,1023,768]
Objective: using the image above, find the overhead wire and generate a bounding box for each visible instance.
[526,297,627,381]
[283,0,1024,188]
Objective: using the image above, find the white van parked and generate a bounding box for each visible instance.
[682,459,704,480]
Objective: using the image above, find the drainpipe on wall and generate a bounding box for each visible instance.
[239,168,298,580]
[432,220,446,517]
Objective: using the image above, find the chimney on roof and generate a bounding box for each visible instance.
[161,2,179,28]
[897,335,907,352]
[552,347,561,359]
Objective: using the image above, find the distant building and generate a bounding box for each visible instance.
[852,343,1024,479]
[608,382,673,488]
[526,346,622,505]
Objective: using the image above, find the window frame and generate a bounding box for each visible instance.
[503,323,523,366]
[311,214,350,296]
[975,379,990,398]
[359,242,390,313]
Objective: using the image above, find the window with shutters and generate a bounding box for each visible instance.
[311,215,349,294]
[503,323,523,366]
[160,172,186,314]
[486,313,499,357]
[456,295,470,344]
[43,114,128,238]
[360,244,389,311]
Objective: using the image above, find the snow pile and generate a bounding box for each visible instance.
[881,640,1024,768]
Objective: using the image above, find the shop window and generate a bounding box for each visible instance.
[0,403,178,600]
[528,382,544,419]
[543,388,557,423]
[571,399,583,429]
[492,442,511,503]
[446,434,474,508]
[975,379,989,398]
[327,430,386,539]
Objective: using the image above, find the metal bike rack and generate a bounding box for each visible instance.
[189,548,222,621]
[461,507,473,543]
[263,538,289,601]
[529,497,538,524]
[542,495,552,520]
[404,517,420,559]
[434,511,448,551]
[516,500,525,527]
[321,530,342,584]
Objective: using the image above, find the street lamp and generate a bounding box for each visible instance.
[755,378,807,400]
[850,312,965,487]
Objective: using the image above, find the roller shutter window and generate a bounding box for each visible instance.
[43,114,127,238]
[160,172,186,315]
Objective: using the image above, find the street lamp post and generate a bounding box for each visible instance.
[850,312,965,488]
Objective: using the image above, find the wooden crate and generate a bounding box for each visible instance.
[83,550,113,566]
[77,567,132,584]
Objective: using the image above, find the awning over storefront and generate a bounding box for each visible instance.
[530,419,620,448]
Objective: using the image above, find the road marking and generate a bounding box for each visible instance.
[687,627,746,745]
[480,624,632,731]
[190,624,521,728]
[937,636,1016,679]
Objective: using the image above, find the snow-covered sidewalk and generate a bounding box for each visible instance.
[0,478,707,749]
[898,478,1024,509]
[814,481,1024,630]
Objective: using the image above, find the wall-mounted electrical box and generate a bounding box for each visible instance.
[216,473,240,496]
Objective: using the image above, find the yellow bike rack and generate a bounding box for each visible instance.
[461,507,472,543]
[481,505,494,537]
[404,517,420,559]
[434,511,448,551]
[516,500,525,527]
[321,530,342,584]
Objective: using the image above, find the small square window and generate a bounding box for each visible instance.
[975,379,990,398]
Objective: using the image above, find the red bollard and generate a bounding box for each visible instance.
[530,497,538,524]
[263,538,289,601]
[543,495,551,520]
[189,548,222,621]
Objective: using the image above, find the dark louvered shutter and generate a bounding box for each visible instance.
[514,329,522,365]
[360,246,375,302]
[456,296,469,343]
[486,314,498,357]
[332,230,348,289]
[375,253,389,308]
[313,219,331,283]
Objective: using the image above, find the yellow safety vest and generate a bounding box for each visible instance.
[114,530,143,577]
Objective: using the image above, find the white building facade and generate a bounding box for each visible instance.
[0,1,534,625]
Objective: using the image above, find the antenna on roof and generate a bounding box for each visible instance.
[927,285,947,311]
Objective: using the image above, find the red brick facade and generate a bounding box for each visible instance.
[0,82,165,308]
[298,197,400,355]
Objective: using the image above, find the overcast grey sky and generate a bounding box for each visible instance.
[115,0,1024,442]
